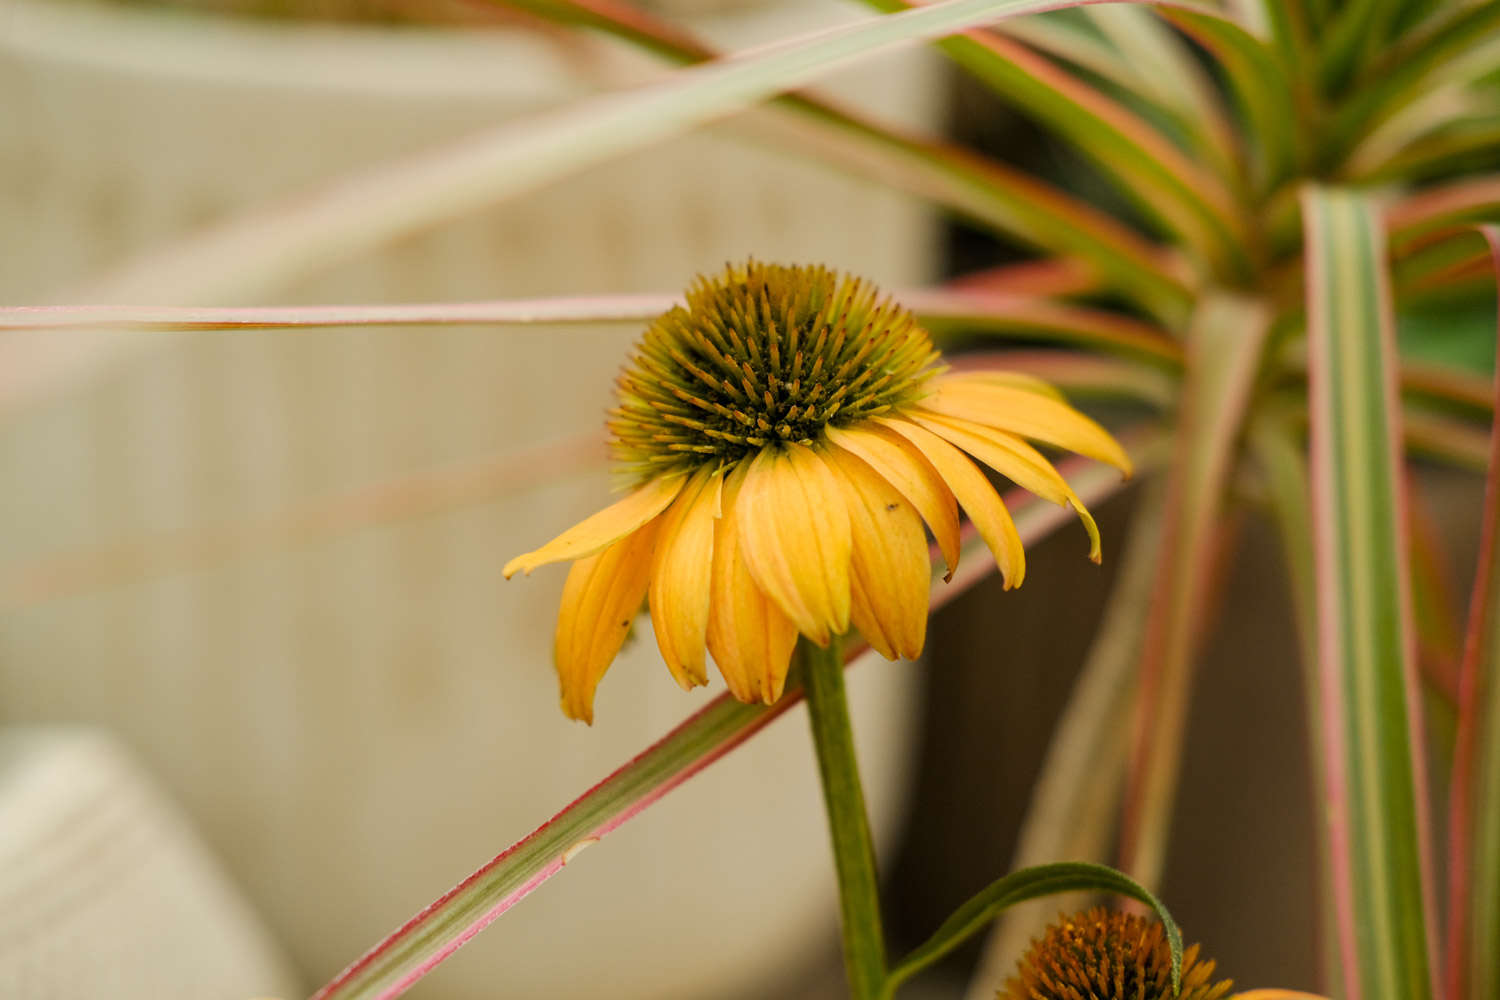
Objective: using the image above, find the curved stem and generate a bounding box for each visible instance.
[801,633,887,999]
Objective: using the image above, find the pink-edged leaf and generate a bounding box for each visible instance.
[309,440,1152,1000]
[1116,292,1270,890]
[1445,225,1500,1000]
[946,258,1101,298]
[904,289,1184,366]
[857,0,1250,280]
[1159,6,1299,191]
[0,296,677,332]
[1404,408,1493,472]
[950,349,1174,407]
[488,0,1194,322]
[1304,186,1438,1000]
[1326,3,1500,163]
[1387,174,1500,253]
[58,0,1149,312]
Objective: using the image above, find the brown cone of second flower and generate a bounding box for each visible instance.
[1000,907,1233,1000]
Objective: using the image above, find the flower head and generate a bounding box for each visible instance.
[504,261,1130,722]
[1000,907,1233,1000]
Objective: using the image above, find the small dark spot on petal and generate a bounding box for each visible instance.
[886,502,899,511]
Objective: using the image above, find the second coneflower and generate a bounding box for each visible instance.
[504,261,1130,722]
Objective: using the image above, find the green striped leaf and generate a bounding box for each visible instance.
[1161,6,1300,192]
[83,0,1137,306]
[1117,292,1271,890]
[487,0,1192,320]
[1326,3,1500,164]
[1303,186,1438,1000]
[856,0,1249,281]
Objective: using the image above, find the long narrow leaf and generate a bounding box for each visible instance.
[1161,6,1299,191]
[487,0,1194,320]
[858,0,1249,280]
[76,0,1120,307]
[310,445,1149,1000]
[1090,6,1241,183]
[1303,186,1438,1000]
[1326,4,1500,162]
[1387,174,1500,251]
[909,289,1184,365]
[1445,225,1500,1000]
[1118,292,1270,890]
[0,292,1184,367]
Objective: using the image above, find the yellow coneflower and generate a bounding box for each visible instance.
[503,261,1130,722]
[1000,907,1233,1000]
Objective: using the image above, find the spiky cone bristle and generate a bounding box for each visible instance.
[999,907,1233,1000]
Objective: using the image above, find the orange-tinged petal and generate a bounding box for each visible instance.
[923,375,1133,475]
[910,410,1072,505]
[878,417,1026,588]
[648,467,722,690]
[707,466,799,704]
[824,422,962,581]
[554,519,662,724]
[910,410,1102,562]
[736,444,852,646]
[823,446,930,661]
[944,369,1067,401]
[503,473,686,578]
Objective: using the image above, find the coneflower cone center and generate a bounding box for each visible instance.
[1002,908,1231,1000]
[610,261,940,480]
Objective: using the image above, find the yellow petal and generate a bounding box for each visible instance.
[648,467,722,690]
[736,444,852,646]
[944,369,1067,401]
[922,375,1133,475]
[823,446,930,661]
[504,473,686,578]
[824,422,962,581]
[707,465,799,704]
[877,417,1026,588]
[554,519,661,724]
[910,410,1102,562]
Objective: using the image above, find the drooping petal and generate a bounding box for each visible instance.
[824,422,962,581]
[553,519,662,724]
[736,444,852,646]
[504,473,686,578]
[922,375,1133,475]
[823,446,930,661]
[909,410,1102,562]
[707,465,799,704]
[878,417,1026,587]
[648,467,722,690]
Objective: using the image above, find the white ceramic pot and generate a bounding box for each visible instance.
[0,2,940,997]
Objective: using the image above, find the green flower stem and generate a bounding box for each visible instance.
[800,633,887,1000]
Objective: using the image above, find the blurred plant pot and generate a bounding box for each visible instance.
[0,1,941,997]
